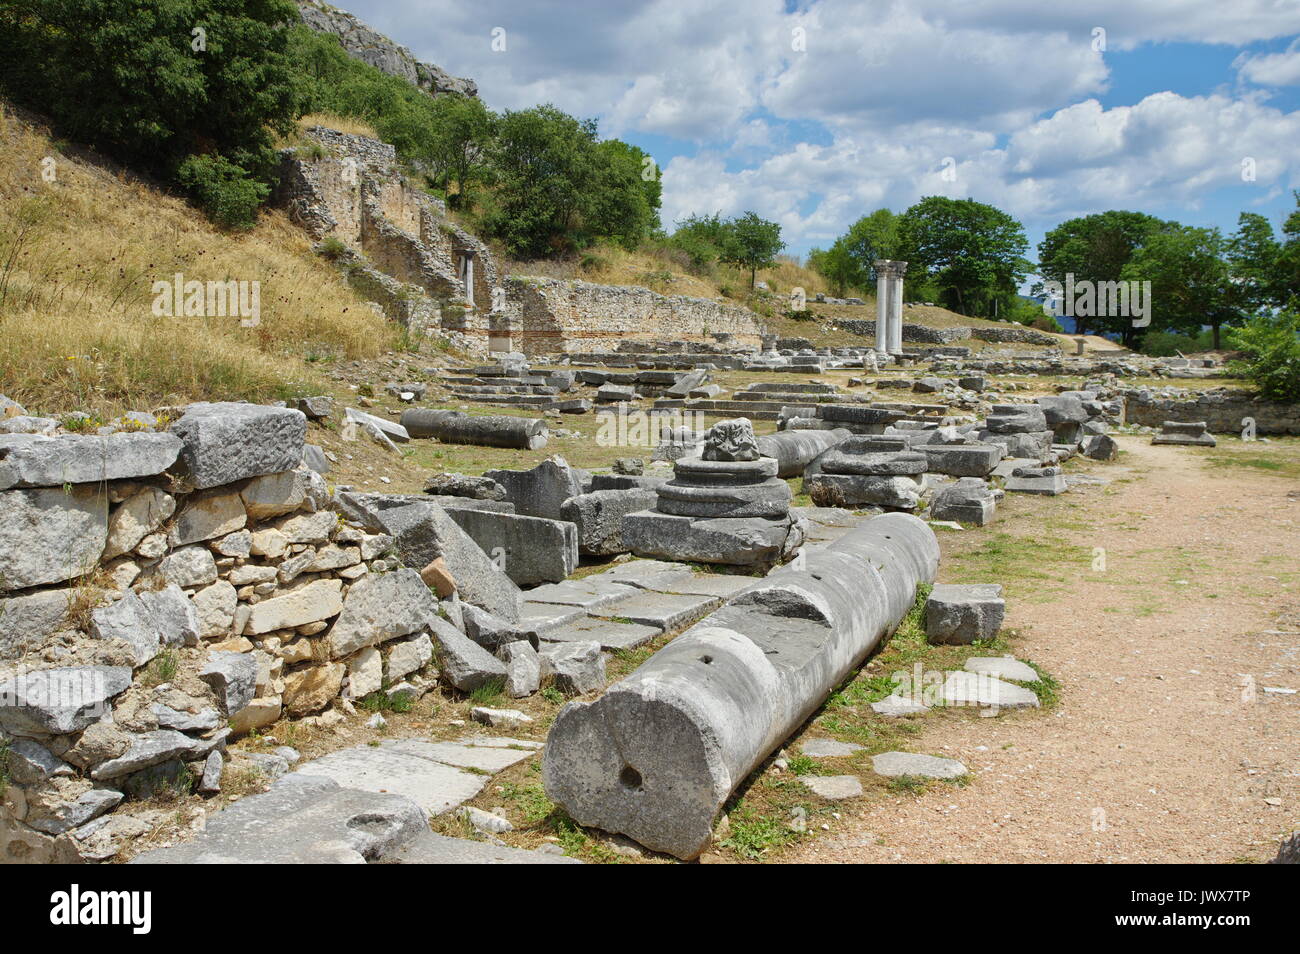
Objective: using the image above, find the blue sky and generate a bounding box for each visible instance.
[340,0,1300,267]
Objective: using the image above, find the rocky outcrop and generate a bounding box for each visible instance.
[295,1,477,98]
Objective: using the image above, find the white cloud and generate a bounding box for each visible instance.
[1235,42,1300,86]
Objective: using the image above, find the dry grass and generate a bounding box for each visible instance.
[0,103,399,417]
[295,112,380,139]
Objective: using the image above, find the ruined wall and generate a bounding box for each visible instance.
[499,277,765,356]
[835,319,1058,348]
[1124,388,1300,435]
[0,404,440,862]
[275,127,500,347]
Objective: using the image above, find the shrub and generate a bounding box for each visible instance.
[176,154,269,231]
[1227,313,1300,402]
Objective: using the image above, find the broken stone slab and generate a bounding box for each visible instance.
[1081,433,1118,461]
[0,486,108,592]
[28,788,125,835]
[984,405,1048,434]
[446,508,578,585]
[292,743,488,818]
[524,577,634,612]
[0,432,182,491]
[430,616,508,691]
[598,590,721,632]
[871,751,968,779]
[919,443,1002,477]
[400,408,548,449]
[801,775,864,800]
[385,632,434,682]
[153,704,221,734]
[0,588,73,659]
[168,402,306,490]
[539,616,661,651]
[543,512,939,860]
[0,666,132,737]
[471,706,533,728]
[131,773,426,864]
[168,487,247,547]
[344,406,409,443]
[622,510,804,567]
[925,583,1005,645]
[518,602,586,637]
[806,473,921,510]
[929,477,998,526]
[326,568,438,659]
[940,670,1040,709]
[423,473,506,500]
[240,471,306,520]
[964,655,1037,682]
[560,488,658,555]
[244,578,344,635]
[103,487,176,559]
[482,456,583,520]
[393,829,582,864]
[337,492,522,622]
[91,728,224,780]
[1151,420,1216,447]
[541,640,607,694]
[461,603,544,651]
[980,429,1055,462]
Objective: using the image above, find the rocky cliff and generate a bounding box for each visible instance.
[296,0,477,98]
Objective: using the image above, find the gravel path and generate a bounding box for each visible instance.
[787,437,1299,863]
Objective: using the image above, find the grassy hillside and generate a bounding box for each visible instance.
[0,103,397,417]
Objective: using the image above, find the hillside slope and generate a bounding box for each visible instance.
[0,103,397,417]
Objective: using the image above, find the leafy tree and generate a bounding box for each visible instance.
[1227,312,1300,401]
[588,139,661,249]
[669,213,731,271]
[1036,210,1166,336]
[1122,225,1232,348]
[420,93,494,208]
[480,105,658,257]
[1272,191,1300,307]
[808,243,859,296]
[720,212,784,288]
[820,209,901,295]
[897,197,1029,318]
[0,0,301,227]
[1226,212,1282,318]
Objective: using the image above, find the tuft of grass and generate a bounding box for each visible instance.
[142,648,179,687]
[887,775,930,795]
[0,737,10,798]
[1018,661,1061,708]
[785,753,820,776]
[718,804,801,860]
[357,688,414,714]
[467,678,506,706]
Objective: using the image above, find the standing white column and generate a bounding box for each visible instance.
[890,261,907,354]
[873,260,890,356]
[461,252,475,308]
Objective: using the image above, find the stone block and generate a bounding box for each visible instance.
[169,402,307,490]
[0,486,107,592]
[924,583,1005,645]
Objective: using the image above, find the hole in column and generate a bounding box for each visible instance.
[699,655,713,665]
[619,765,643,790]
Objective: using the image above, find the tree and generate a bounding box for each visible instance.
[1226,212,1282,319]
[1122,225,1231,348]
[1273,191,1300,307]
[669,213,731,271]
[0,0,301,227]
[809,242,859,296]
[720,212,784,288]
[897,197,1029,318]
[1227,312,1300,402]
[587,139,661,249]
[1036,211,1166,336]
[480,105,659,257]
[827,209,901,295]
[423,94,495,208]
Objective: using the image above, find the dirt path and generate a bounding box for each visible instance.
[787,437,1299,864]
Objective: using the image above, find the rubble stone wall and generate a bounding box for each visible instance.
[0,404,446,862]
[499,277,765,356]
[1124,389,1300,435]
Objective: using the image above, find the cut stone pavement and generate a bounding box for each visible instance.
[964,655,1038,683]
[940,670,1040,709]
[802,775,864,799]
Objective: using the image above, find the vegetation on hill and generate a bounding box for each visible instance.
[0,103,394,416]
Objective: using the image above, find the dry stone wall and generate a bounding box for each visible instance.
[1123,387,1300,435]
[835,318,1059,348]
[0,402,461,862]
